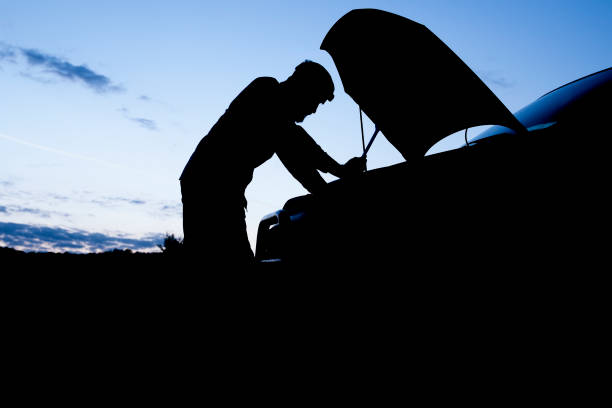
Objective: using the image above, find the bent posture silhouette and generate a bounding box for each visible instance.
[180,61,365,265]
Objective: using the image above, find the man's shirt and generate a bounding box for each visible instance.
[181,77,335,202]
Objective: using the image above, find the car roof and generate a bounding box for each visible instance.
[538,67,611,99]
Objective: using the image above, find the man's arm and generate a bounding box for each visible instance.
[276,125,365,194]
[287,126,366,178]
[276,125,328,194]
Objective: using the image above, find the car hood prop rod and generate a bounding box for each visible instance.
[359,107,366,154]
[362,127,380,158]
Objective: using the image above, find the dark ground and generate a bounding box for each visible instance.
[2,244,603,401]
[1,245,167,271]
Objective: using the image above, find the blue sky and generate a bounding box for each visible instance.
[1,0,610,253]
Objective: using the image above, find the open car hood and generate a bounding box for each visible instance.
[321,9,525,160]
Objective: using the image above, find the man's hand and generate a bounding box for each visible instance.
[341,156,367,178]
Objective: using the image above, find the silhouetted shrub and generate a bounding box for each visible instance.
[158,234,184,255]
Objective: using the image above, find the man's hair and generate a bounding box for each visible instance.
[290,60,335,102]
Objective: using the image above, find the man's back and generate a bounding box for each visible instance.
[180,77,287,194]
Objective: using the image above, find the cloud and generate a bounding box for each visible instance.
[19,71,57,84]
[1,131,139,174]
[139,95,152,101]
[91,196,148,208]
[117,107,158,131]
[0,43,16,61]
[0,204,71,219]
[0,43,123,93]
[49,193,69,201]
[0,221,164,253]
[18,47,124,93]
[0,49,15,59]
[159,203,182,218]
[130,117,158,131]
[10,206,51,218]
[478,70,515,89]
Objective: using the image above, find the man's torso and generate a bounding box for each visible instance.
[180,77,292,195]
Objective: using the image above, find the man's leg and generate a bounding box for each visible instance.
[222,209,255,266]
[181,181,254,267]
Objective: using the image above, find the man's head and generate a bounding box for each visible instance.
[281,60,335,122]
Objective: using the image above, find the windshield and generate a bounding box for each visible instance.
[469,67,612,143]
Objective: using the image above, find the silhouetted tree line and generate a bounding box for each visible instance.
[0,233,184,258]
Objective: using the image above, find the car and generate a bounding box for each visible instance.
[255,9,610,268]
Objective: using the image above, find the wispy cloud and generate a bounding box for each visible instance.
[0,131,131,171]
[0,43,16,61]
[2,44,166,132]
[0,221,164,253]
[19,47,123,93]
[0,180,181,253]
[0,42,123,93]
[0,204,70,219]
[159,203,182,218]
[91,196,148,208]
[130,117,157,130]
[117,107,158,131]
[478,70,515,89]
[19,71,57,85]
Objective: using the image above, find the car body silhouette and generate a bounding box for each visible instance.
[255,9,610,267]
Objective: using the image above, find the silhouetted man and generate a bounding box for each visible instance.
[180,61,365,265]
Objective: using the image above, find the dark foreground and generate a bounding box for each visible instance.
[1,246,168,271]
[1,245,604,402]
